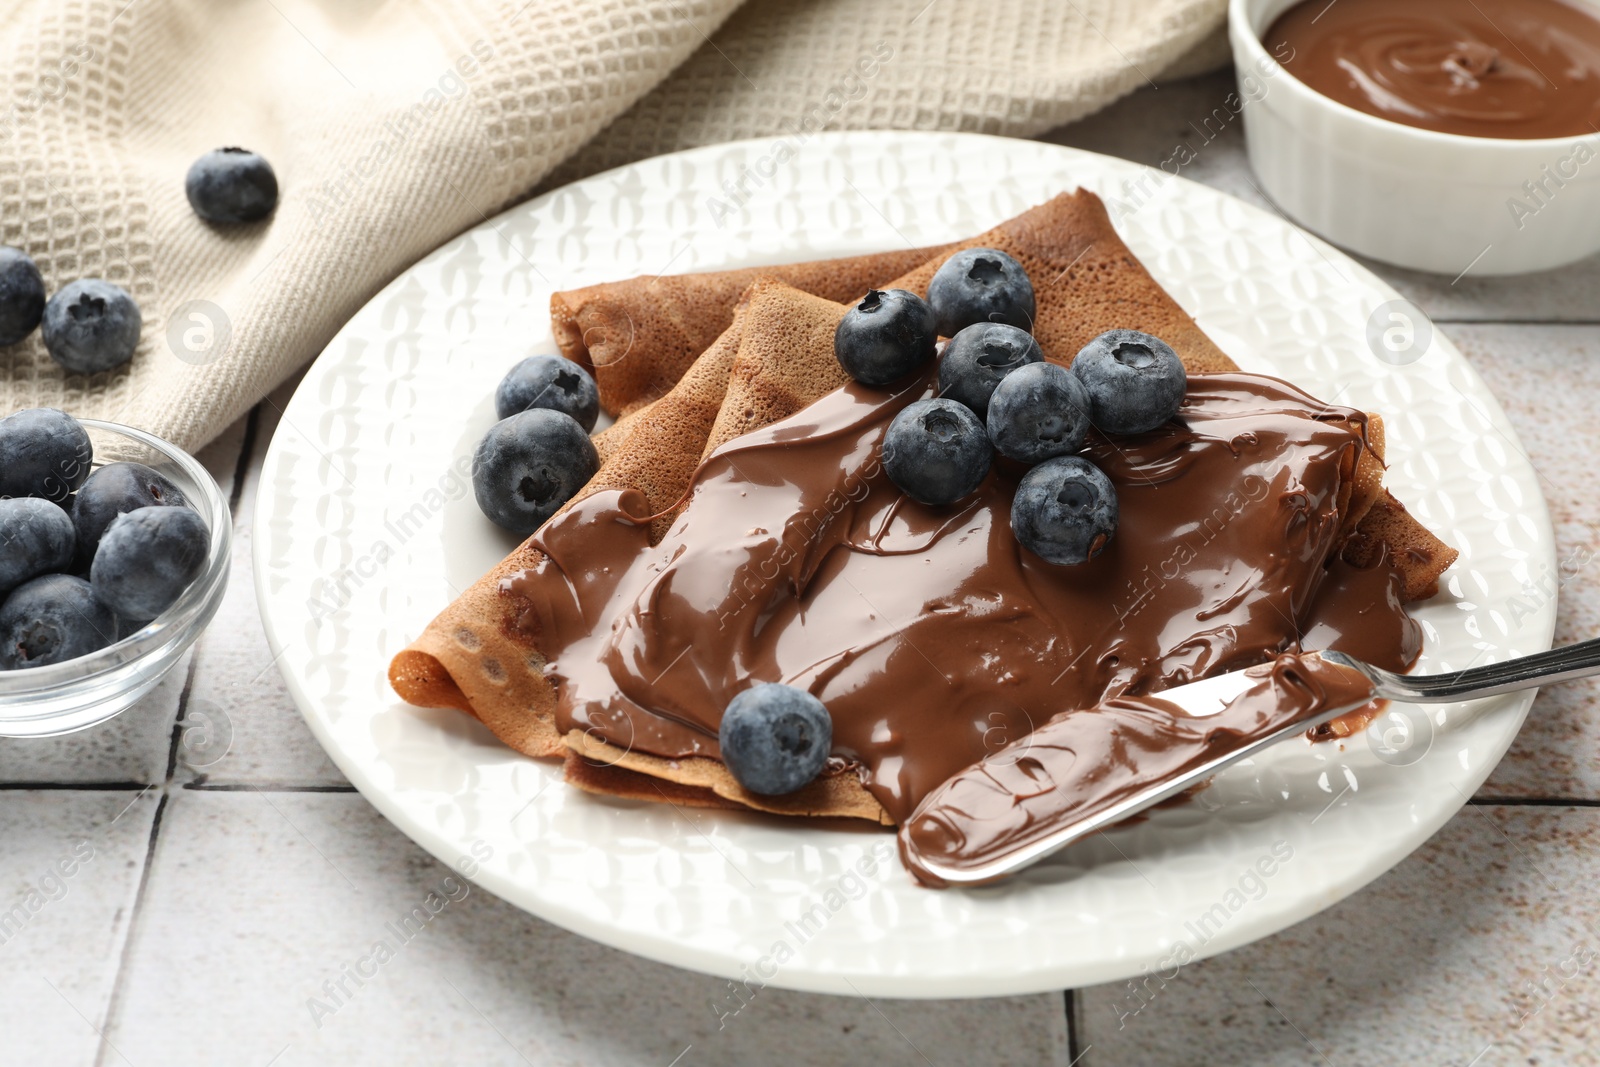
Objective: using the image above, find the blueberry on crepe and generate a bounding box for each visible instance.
[719,684,834,795]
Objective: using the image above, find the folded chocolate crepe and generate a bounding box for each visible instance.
[553,243,958,418]
[391,189,1457,826]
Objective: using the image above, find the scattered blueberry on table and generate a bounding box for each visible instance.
[186,147,279,224]
[937,321,1044,422]
[0,149,275,378]
[1011,456,1120,565]
[495,354,601,430]
[1071,328,1187,434]
[41,279,143,375]
[833,288,937,386]
[718,683,834,795]
[0,246,46,347]
[881,397,992,506]
[472,407,599,535]
[926,247,1036,336]
[0,406,93,502]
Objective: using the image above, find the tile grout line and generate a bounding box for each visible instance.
[0,781,158,791]
[1428,317,1600,326]
[84,402,268,1065]
[91,791,170,1067]
[1471,797,1600,808]
[88,647,200,1064]
[183,782,357,792]
[161,651,204,784]
[1065,988,1082,1065]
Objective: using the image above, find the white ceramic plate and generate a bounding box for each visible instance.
[255,132,1555,998]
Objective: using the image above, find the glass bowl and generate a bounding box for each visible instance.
[0,418,231,737]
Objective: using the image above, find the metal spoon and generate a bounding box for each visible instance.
[906,640,1600,887]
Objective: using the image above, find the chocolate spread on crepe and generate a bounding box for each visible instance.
[503,370,1421,827]
[899,652,1377,887]
[390,189,1456,845]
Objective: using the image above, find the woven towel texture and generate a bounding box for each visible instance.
[0,0,1224,450]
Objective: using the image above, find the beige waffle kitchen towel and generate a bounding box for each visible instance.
[0,0,1225,451]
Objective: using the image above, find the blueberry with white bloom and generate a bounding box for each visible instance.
[1071,329,1187,435]
[0,498,75,598]
[1011,456,1118,566]
[72,462,188,567]
[495,355,600,431]
[937,322,1043,422]
[834,289,938,386]
[926,248,1035,336]
[42,279,142,374]
[881,397,992,506]
[986,361,1092,465]
[186,147,279,224]
[0,407,93,502]
[0,247,46,346]
[91,505,210,623]
[472,408,599,535]
[719,683,834,795]
[0,574,117,669]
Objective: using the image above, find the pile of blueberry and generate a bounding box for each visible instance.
[836,247,1187,565]
[471,355,602,535]
[0,146,278,373]
[0,408,209,669]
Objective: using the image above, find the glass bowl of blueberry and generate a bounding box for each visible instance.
[0,408,230,737]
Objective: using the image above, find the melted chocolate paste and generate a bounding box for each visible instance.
[898,652,1377,886]
[1268,0,1600,139]
[506,370,1422,826]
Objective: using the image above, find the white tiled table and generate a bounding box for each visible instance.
[6,72,1599,1066]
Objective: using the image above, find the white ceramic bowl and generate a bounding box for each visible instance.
[0,419,231,738]
[1230,0,1600,275]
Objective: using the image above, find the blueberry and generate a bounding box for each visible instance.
[718,683,833,795]
[72,462,188,567]
[41,279,142,374]
[0,247,45,346]
[926,248,1036,336]
[985,362,1093,466]
[0,498,75,598]
[472,408,599,535]
[937,322,1043,422]
[0,407,93,502]
[1011,456,1118,566]
[881,397,992,506]
[1071,329,1187,435]
[185,147,279,224]
[833,289,938,386]
[90,505,209,623]
[495,355,600,431]
[0,574,117,668]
